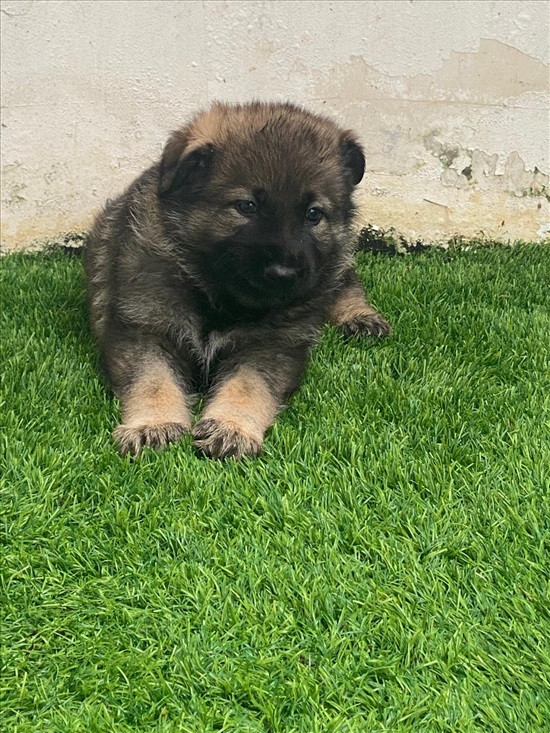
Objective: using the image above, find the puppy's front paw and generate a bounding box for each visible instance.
[193,418,262,460]
[113,422,189,456]
[339,312,392,339]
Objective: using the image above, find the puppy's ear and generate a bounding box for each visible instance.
[158,130,215,197]
[340,132,365,186]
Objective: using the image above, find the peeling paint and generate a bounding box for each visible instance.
[311,34,549,243]
[423,133,461,169]
[423,136,549,201]
[504,152,549,199]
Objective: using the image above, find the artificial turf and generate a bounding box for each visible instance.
[1,243,549,732]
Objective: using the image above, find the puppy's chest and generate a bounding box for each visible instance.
[199,329,234,373]
[179,322,236,388]
[191,303,264,372]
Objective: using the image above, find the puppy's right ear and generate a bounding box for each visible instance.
[158,130,215,197]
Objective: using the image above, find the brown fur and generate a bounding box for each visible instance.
[84,102,391,459]
[329,271,392,338]
[114,358,192,455]
[193,367,278,459]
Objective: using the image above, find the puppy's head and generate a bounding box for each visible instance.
[158,102,365,309]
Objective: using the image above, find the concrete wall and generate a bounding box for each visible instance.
[1,0,548,251]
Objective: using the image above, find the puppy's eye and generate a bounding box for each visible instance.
[236,200,257,216]
[305,207,323,224]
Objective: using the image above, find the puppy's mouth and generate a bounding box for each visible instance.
[227,268,313,309]
[203,240,316,309]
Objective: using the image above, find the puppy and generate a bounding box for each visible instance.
[84,102,391,459]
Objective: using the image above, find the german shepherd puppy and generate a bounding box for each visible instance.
[84,102,391,459]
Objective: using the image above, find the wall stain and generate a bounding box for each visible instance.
[310,39,549,242]
[3,23,549,249]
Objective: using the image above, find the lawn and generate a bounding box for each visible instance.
[1,244,549,732]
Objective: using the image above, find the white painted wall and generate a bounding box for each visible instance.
[1,0,548,250]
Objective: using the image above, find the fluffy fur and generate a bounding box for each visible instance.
[84,101,391,459]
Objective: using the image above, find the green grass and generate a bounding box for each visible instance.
[1,244,549,732]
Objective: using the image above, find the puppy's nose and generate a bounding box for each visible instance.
[264,263,299,281]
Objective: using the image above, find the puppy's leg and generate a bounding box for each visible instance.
[193,347,308,460]
[193,366,277,459]
[329,267,391,338]
[107,345,192,456]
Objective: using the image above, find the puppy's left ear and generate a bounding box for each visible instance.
[158,129,215,197]
[340,133,365,186]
